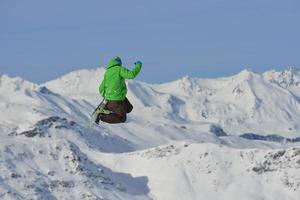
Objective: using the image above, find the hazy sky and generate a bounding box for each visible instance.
[0,0,299,83]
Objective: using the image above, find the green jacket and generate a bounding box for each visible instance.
[99,57,142,101]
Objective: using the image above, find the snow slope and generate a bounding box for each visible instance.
[96,142,300,200]
[0,67,300,200]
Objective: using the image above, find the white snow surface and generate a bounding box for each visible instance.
[0,67,300,200]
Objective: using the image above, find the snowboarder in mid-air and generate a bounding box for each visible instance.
[94,56,142,124]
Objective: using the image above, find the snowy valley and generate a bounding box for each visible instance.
[0,67,300,200]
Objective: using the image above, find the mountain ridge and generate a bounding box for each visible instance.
[1,67,300,137]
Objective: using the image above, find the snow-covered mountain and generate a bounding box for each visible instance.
[0,67,300,200]
[46,67,300,137]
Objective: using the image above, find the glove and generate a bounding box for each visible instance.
[134,61,142,66]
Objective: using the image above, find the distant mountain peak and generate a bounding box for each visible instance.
[0,74,37,91]
[44,68,105,96]
[263,66,300,88]
[233,69,259,82]
[285,66,299,73]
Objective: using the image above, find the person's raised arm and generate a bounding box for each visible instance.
[119,61,142,79]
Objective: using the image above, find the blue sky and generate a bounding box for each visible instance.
[0,0,299,83]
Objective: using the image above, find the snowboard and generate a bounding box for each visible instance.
[89,103,101,127]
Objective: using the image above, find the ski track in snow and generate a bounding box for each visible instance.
[0,67,300,199]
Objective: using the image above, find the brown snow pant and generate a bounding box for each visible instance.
[100,97,133,124]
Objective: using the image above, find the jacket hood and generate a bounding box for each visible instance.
[106,57,122,69]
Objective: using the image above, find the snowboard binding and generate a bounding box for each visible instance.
[89,100,114,127]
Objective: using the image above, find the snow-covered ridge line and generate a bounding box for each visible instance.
[0,74,38,91]
[1,66,300,137]
[1,66,300,90]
